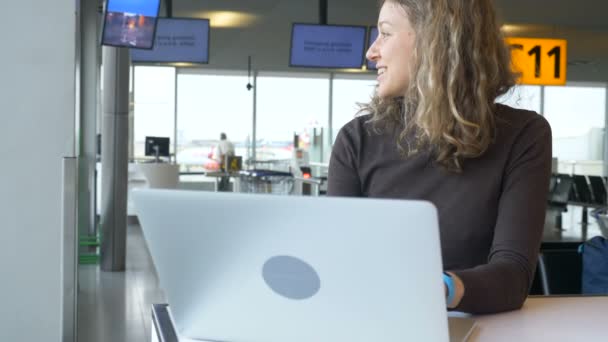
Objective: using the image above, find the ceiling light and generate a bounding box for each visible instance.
[194,11,259,28]
[501,24,553,36]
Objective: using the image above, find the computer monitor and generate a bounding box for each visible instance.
[145,136,170,159]
[101,0,161,49]
[131,17,210,64]
[366,26,378,70]
[289,23,367,69]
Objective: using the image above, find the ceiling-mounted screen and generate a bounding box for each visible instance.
[289,23,367,69]
[101,0,161,49]
[131,18,210,64]
[366,27,379,70]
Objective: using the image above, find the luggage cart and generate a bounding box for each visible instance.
[238,169,294,195]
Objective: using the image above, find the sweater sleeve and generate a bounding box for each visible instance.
[327,123,363,197]
[451,115,553,314]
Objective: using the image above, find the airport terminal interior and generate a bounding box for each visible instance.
[3,0,608,341]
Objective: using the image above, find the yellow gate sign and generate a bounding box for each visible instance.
[505,37,567,86]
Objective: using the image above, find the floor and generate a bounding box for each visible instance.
[77,224,166,342]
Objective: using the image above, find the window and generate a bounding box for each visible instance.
[256,73,329,163]
[544,85,606,175]
[496,85,541,113]
[176,71,252,171]
[331,76,376,144]
[133,66,176,158]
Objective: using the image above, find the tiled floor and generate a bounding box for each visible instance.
[77,224,166,342]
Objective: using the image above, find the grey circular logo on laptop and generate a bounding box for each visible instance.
[262,255,321,300]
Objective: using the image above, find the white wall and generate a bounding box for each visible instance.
[0,0,76,341]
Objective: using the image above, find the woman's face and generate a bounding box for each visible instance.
[366,1,416,99]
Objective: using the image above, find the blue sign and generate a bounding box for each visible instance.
[290,24,366,69]
[367,27,379,70]
[131,18,210,64]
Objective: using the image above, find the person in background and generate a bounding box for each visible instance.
[328,0,552,314]
[217,132,235,191]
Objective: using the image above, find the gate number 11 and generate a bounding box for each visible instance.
[511,44,562,79]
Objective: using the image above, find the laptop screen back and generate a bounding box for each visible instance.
[133,189,449,342]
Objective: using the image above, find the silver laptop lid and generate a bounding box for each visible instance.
[133,189,448,342]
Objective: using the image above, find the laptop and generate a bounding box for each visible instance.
[133,189,474,342]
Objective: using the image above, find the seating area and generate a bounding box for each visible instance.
[547,173,607,231]
[533,174,608,295]
[548,173,606,205]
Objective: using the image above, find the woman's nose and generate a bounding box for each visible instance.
[366,40,379,62]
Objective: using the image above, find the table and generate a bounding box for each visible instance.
[203,171,241,192]
[456,296,608,341]
[152,296,608,342]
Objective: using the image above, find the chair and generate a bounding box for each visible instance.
[546,174,573,230]
[588,176,607,205]
[531,248,583,295]
[572,175,593,204]
[530,253,551,295]
[548,174,573,205]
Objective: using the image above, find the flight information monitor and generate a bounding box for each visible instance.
[131,18,210,63]
[101,0,161,49]
[289,23,367,69]
[366,27,379,70]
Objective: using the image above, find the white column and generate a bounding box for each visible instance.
[0,0,77,340]
[100,47,130,271]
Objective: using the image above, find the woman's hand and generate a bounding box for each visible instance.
[445,271,465,309]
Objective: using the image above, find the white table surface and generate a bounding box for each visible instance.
[464,296,608,342]
[176,296,608,342]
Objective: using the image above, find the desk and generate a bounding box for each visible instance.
[459,296,607,341]
[204,171,241,192]
[152,296,608,342]
[567,201,604,238]
[548,202,605,236]
[138,163,180,189]
[545,205,606,243]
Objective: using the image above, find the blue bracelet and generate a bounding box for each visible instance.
[443,272,456,306]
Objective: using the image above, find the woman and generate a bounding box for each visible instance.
[328,0,552,314]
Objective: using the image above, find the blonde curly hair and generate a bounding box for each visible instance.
[362,0,517,171]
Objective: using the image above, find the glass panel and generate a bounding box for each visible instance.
[256,74,329,167]
[133,66,176,159]
[496,85,541,113]
[176,73,252,172]
[331,78,376,144]
[544,85,606,174]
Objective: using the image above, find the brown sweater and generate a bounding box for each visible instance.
[328,104,552,314]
